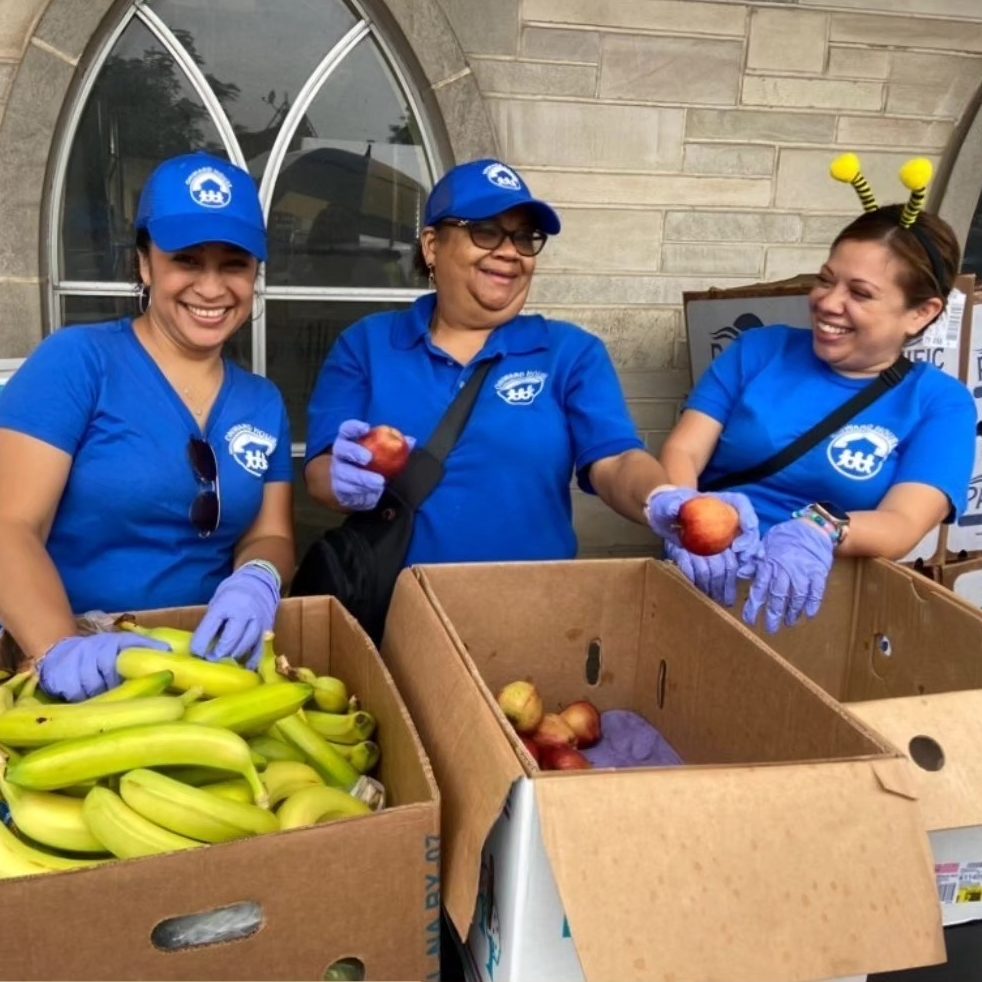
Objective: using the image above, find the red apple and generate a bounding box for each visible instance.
[497,681,544,735]
[356,425,411,479]
[540,746,592,771]
[676,497,740,557]
[520,735,541,766]
[559,700,602,749]
[532,712,577,749]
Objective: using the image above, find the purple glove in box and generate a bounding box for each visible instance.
[581,710,683,769]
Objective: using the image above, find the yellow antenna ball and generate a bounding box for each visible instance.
[899,158,933,191]
[830,153,861,183]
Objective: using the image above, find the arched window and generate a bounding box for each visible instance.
[939,86,982,278]
[48,0,441,548]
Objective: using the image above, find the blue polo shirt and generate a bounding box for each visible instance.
[306,293,643,564]
[0,318,292,613]
[688,325,975,531]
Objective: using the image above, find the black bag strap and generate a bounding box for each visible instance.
[702,355,913,493]
[388,357,497,509]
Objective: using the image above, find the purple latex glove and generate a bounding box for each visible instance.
[39,633,171,703]
[331,419,386,511]
[654,491,763,606]
[190,562,281,668]
[582,710,683,769]
[644,487,699,542]
[742,519,834,634]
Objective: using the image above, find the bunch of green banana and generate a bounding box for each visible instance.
[0,625,386,878]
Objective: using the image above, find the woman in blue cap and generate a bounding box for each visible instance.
[0,152,294,700]
[304,158,677,577]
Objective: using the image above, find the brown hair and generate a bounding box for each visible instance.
[831,204,960,315]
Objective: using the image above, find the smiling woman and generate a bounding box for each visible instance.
[652,156,975,636]
[299,157,672,637]
[0,152,295,701]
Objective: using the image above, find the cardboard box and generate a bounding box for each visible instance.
[0,596,441,981]
[746,558,982,928]
[683,275,975,568]
[383,559,944,982]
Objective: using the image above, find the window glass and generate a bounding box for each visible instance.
[62,295,138,325]
[147,0,357,180]
[61,18,226,282]
[265,299,413,444]
[266,38,429,289]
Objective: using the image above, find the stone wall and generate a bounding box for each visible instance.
[1,0,981,556]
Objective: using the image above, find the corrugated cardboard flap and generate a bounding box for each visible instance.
[850,691,982,832]
[533,761,943,982]
[383,569,524,939]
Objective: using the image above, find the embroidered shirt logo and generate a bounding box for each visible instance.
[494,370,547,406]
[187,167,233,209]
[827,424,898,480]
[225,423,276,477]
[483,162,522,191]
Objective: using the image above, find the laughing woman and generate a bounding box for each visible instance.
[650,169,974,634]
[0,153,294,699]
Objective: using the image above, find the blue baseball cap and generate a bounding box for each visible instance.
[135,152,268,261]
[424,159,561,235]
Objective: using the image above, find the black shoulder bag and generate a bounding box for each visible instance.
[702,355,913,493]
[290,358,496,642]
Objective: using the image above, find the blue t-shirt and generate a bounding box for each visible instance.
[0,319,293,613]
[687,326,975,531]
[306,293,643,564]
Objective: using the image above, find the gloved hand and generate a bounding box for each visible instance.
[39,633,171,702]
[742,519,834,634]
[651,489,763,606]
[331,419,385,511]
[190,562,281,669]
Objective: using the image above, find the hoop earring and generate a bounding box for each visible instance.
[427,264,436,288]
[137,284,151,314]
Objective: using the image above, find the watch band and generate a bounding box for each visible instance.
[792,504,849,546]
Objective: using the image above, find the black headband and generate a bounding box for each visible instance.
[906,222,950,299]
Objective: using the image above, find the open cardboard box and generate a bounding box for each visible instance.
[746,558,982,928]
[383,558,943,982]
[0,596,441,981]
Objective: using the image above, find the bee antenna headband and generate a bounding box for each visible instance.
[829,152,949,297]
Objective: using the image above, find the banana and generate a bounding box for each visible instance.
[1,670,33,697]
[0,686,12,713]
[247,734,304,764]
[328,740,380,775]
[82,786,203,858]
[87,671,175,703]
[0,819,105,871]
[7,722,268,807]
[201,779,254,804]
[118,622,193,657]
[276,784,371,830]
[260,761,324,808]
[16,673,42,706]
[270,715,360,791]
[291,667,348,714]
[304,709,376,745]
[120,769,278,844]
[0,826,50,879]
[0,753,106,853]
[117,648,259,697]
[0,695,188,748]
[183,682,312,735]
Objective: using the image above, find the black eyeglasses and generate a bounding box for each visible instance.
[442,219,548,257]
[188,437,220,537]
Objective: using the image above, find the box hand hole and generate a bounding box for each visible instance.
[908,735,945,772]
[151,901,263,951]
[656,659,667,709]
[584,639,602,685]
[323,957,366,980]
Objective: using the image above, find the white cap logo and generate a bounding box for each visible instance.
[483,163,522,191]
[187,167,233,209]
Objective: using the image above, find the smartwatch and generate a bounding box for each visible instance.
[793,500,851,547]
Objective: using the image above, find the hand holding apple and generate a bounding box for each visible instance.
[676,496,740,556]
